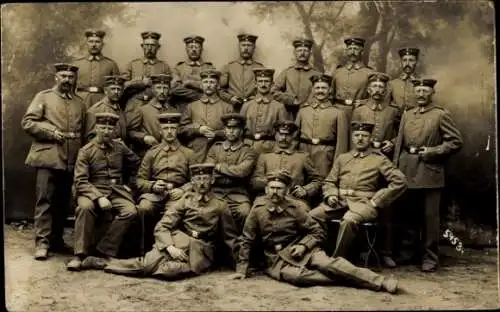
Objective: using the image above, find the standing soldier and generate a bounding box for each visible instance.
[85,75,135,143]
[102,164,231,280]
[393,78,463,272]
[179,69,234,163]
[123,31,172,110]
[219,33,264,112]
[206,113,258,264]
[296,74,349,179]
[136,113,195,252]
[128,74,178,158]
[332,37,374,121]
[388,48,421,112]
[240,67,290,154]
[309,122,407,263]
[272,38,321,119]
[229,170,400,294]
[67,112,141,271]
[251,120,322,201]
[22,63,85,260]
[73,29,120,110]
[170,35,215,112]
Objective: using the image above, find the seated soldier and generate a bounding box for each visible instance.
[99,164,231,280]
[251,120,322,202]
[229,170,400,294]
[67,112,141,271]
[309,122,407,264]
[136,113,194,252]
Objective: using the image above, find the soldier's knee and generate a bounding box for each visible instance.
[238,202,251,219]
[137,199,155,216]
[76,197,95,213]
[309,204,327,220]
[118,202,138,219]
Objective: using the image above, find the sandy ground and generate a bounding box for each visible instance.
[4,224,499,311]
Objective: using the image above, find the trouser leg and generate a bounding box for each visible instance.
[422,188,441,266]
[50,171,73,247]
[277,263,335,287]
[309,250,384,291]
[105,246,166,277]
[137,199,165,254]
[309,204,347,254]
[333,219,359,260]
[378,204,394,257]
[96,194,138,257]
[395,189,422,263]
[33,168,56,248]
[73,196,98,256]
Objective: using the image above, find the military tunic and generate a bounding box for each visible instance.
[388,73,419,111]
[219,59,264,110]
[240,95,290,154]
[178,96,234,163]
[251,147,322,198]
[271,64,321,118]
[393,103,462,267]
[295,99,349,178]
[85,97,130,143]
[237,196,386,289]
[72,54,120,109]
[73,138,141,257]
[170,59,215,105]
[22,87,86,248]
[206,140,258,260]
[310,148,407,258]
[104,192,229,279]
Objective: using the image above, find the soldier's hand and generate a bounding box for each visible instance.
[200,126,216,138]
[144,135,159,146]
[228,272,246,280]
[53,130,65,142]
[142,76,152,86]
[326,196,338,208]
[290,244,306,259]
[166,245,188,261]
[230,96,243,106]
[97,197,112,210]
[291,186,307,199]
[381,140,394,153]
[292,97,301,106]
[418,146,432,158]
[152,180,167,193]
[168,188,184,200]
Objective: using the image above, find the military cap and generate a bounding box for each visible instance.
[151,74,172,85]
[200,69,221,80]
[411,78,437,88]
[84,29,106,38]
[54,63,79,73]
[184,35,205,45]
[252,67,275,78]
[344,37,365,47]
[237,33,258,43]
[292,38,313,48]
[351,121,375,133]
[310,74,333,85]
[158,112,182,125]
[274,120,298,134]
[141,31,161,40]
[398,48,420,58]
[221,113,245,128]
[189,163,215,176]
[104,75,127,86]
[368,72,391,84]
[95,112,120,126]
[266,170,293,186]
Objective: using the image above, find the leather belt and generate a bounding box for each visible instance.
[335,98,354,105]
[299,137,336,146]
[244,133,274,141]
[339,188,376,197]
[405,146,421,154]
[62,132,80,139]
[185,229,212,241]
[77,86,103,93]
[155,181,181,190]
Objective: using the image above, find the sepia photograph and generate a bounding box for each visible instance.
[2,1,497,310]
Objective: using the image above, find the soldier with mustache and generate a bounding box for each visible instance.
[388,48,421,112]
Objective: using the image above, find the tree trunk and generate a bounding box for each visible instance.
[293,2,325,72]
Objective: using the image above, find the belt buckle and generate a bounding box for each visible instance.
[346,189,355,196]
[311,138,320,145]
[254,133,261,140]
[372,141,381,148]
[166,183,174,190]
[110,179,117,184]
[89,86,99,93]
[274,244,282,251]
[143,95,149,101]
[191,230,199,238]
[345,99,353,105]
[409,147,417,154]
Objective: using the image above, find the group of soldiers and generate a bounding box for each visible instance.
[21,29,464,294]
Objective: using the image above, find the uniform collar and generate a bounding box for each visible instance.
[93,138,113,150]
[345,61,363,70]
[52,86,73,100]
[194,192,212,203]
[222,140,244,151]
[294,63,312,71]
[143,57,159,65]
[103,96,120,110]
[415,103,434,114]
[149,98,172,110]
[200,95,219,104]
[239,58,254,65]
[255,95,271,104]
[399,73,417,81]
[187,59,203,66]
[368,99,386,111]
[266,197,295,214]
[352,149,371,158]
[273,146,294,155]
[88,54,102,61]
[161,140,181,152]
[308,98,332,109]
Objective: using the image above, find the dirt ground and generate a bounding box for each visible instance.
[4,224,499,311]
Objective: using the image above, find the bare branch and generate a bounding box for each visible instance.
[307,1,316,17]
